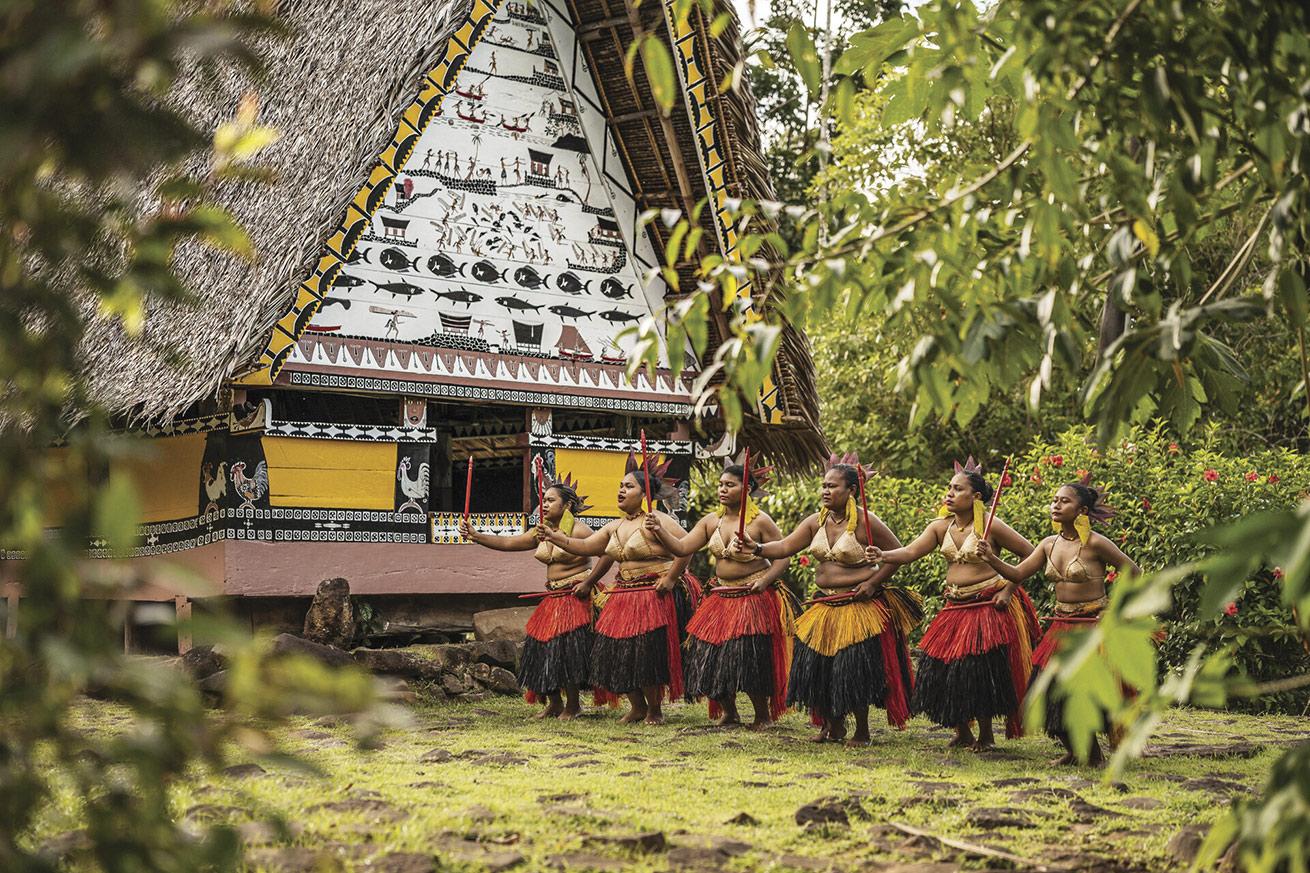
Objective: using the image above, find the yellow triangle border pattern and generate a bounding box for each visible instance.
[235,0,502,386]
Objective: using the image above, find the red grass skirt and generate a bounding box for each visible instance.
[683,576,795,721]
[786,586,922,728]
[590,571,699,701]
[912,581,1040,738]
[520,586,596,702]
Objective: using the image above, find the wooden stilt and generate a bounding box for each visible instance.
[175,595,192,655]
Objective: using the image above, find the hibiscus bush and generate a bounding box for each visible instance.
[691,422,1310,712]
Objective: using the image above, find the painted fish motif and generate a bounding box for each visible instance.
[556,272,590,295]
[548,305,594,321]
[496,296,543,312]
[379,247,420,271]
[598,309,642,324]
[471,260,507,284]
[600,278,634,299]
[373,280,426,298]
[331,272,367,289]
[433,288,483,308]
[427,254,464,278]
[514,266,548,289]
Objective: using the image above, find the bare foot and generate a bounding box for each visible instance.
[747,719,772,732]
[558,707,581,721]
[948,730,975,748]
[714,712,742,727]
[619,707,647,724]
[1050,752,1076,766]
[809,725,831,743]
[969,738,996,752]
[844,734,871,748]
[643,712,665,725]
[827,721,848,743]
[538,702,563,719]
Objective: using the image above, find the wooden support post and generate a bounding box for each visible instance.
[4,583,18,640]
[175,595,192,655]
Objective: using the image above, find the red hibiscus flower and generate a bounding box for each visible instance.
[1106,569,1118,583]
[1274,566,1285,580]
[1203,469,1219,482]
[1268,474,1281,484]
[1141,497,1152,511]
[1001,473,1014,487]
[1075,468,1089,479]
[1224,602,1238,617]
[1245,471,1259,482]
[797,555,811,567]
[1030,472,1043,484]
[1168,442,1181,455]
[1050,455,1064,467]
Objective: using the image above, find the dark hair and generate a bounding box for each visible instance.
[722,463,757,493]
[629,470,663,496]
[546,484,582,513]
[960,470,995,503]
[1062,482,1115,522]
[828,464,860,491]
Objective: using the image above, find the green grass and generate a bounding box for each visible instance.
[36,698,1310,871]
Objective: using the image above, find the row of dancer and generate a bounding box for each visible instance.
[460,452,1140,764]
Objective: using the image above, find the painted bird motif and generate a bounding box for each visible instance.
[230,460,268,510]
[202,461,227,514]
[396,456,430,514]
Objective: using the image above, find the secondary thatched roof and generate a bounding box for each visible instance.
[80,0,826,471]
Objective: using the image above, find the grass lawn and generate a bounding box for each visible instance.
[37,697,1309,872]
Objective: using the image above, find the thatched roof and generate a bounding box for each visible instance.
[80,0,825,471]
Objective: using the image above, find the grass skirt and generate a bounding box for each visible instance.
[786,586,923,727]
[520,585,594,700]
[913,579,1040,738]
[683,574,797,720]
[590,571,700,701]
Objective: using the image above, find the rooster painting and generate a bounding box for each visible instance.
[201,461,227,514]
[396,456,430,514]
[230,460,269,510]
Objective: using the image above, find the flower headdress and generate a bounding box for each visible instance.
[546,471,592,535]
[624,451,679,502]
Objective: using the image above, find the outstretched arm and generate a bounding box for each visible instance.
[541,519,613,557]
[852,514,903,599]
[655,553,691,593]
[976,536,1050,585]
[459,518,538,551]
[733,513,820,560]
[871,521,943,566]
[991,518,1036,560]
[572,553,615,600]
[747,515,790,592]
[646,511,712,557]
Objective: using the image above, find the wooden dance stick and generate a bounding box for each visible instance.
[639,428,652,513]
[738,447,751,539]
[607,585,657,594]
[463,456,473,523]
[534,455,545,522]
[982,456,1012,539]
[856,463,874,545]
[802,591,857,606]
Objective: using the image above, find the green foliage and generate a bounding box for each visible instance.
[0,4,383,871]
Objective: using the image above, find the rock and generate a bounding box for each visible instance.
[354,648,441,678]
[469,661,520,695]
[199,670,228,697]
[1144,742,1263,759]
[236,820,304,846]
[963,807,1035,830]
[877,864,961,873]
[469,639,520,670]
[1121,796,1163,810]
[547,850,627,871]
[184,803,244,823]
[432,834,523,871]
[440,670,478,697]
[465,804,497,823]
[1182,777,1251,797]
[180,645,226,680]
[420,748,454,763]
[376,675,418,704]
[1167,824,1209,865]
[309,798,409,822]
[303,577,355,649]
[362,853,437,873]
[725,812,759,826]
[472,607,535,643]
[412,644,471,670]
[585,831,666,853]
[795,796,866,827]
[1008,786,1079,802]
[1069,798,1120,820]
[988,777,1038,787]
[271,633,354,668]
[222,762,266,779]
[777,855,837,871]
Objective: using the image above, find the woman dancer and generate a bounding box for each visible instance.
[869,458,1038,750]
[539,454,699,725]
[645,458,793,729]
[975,476,1140,765]
[459,474,612,719]
[732,455,921,746]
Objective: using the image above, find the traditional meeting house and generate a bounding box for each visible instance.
[21,0,824,645]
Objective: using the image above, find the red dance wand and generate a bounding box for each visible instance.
[856,463,874,546]
[983,456,1012,539]
[534,455,546,524]
[462,456,473,535]
[639,428,652,514]
[738,447,751,540]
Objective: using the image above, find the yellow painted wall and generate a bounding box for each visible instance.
[262,437,395,509]
[122,434,206,523]
[554,448,664,517]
